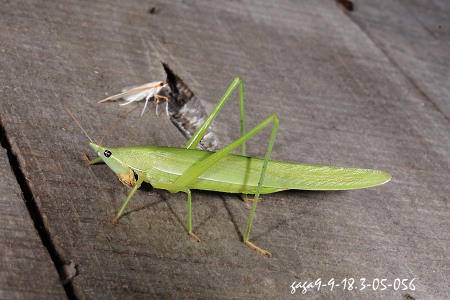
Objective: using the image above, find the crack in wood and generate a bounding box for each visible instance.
[0,121,78,300]
[162,63,221,150]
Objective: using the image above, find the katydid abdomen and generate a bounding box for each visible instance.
[111,146,391,194]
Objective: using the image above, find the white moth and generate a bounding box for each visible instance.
[98,81,169,116]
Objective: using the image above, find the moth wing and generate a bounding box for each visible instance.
[98,81,164,103]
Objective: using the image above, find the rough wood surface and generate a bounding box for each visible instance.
[0,0,448,299]
[352,0,450,119]
[0,147,65,299]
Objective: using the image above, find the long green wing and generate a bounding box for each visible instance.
[117,146,391,193]
[191,154,392,192]
[261,159,391,191]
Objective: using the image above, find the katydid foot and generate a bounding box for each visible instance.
[111,215,120,225]
[245,240,272,258]
[188,232,201,242]
[241,195,261,209]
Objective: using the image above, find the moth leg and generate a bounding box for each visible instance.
[174,113,279,257]
[112,172,145,224]
[140,94,153,117]
[185,77,246,156]
[155,94,169,102]
[154,95,169,116]
[185,189,200,242]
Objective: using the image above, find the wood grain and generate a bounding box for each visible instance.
[0,0,448,299]
[0,147,65,299]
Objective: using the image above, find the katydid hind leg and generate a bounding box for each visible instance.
[174,113,279,256]
[112,173,145,224]
[243,114,278,258]
[185,77,247,155]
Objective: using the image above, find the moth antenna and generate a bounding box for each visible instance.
[64,107,95,144]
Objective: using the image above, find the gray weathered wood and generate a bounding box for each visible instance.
[0,0,448,299]
[351,0,450,119]
[0,148,66,299]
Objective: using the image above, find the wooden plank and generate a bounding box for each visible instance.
[0,147,66,299]
[0,0,448,299]
[350,0,450,119]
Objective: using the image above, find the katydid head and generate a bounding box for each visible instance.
[65,108,137,187]
[89,142,136,187]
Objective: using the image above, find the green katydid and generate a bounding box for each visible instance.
[83,77,391,257]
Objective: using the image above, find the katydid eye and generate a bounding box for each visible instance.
[104,150,112,157]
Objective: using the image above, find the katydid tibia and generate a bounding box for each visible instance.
[82,77,391,257]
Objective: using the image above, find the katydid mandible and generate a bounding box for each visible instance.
[87,77,391,257]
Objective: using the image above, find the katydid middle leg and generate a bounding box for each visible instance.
[172,113,279,257]
[185,189,200,241]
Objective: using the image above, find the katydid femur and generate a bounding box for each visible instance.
[87,77,391,257]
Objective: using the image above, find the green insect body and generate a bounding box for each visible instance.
[90,144,390,194]
[87,77,391,257]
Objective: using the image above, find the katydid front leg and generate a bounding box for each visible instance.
[84,154,103,165]
[173,113,279,257]
[112,172,145,224]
